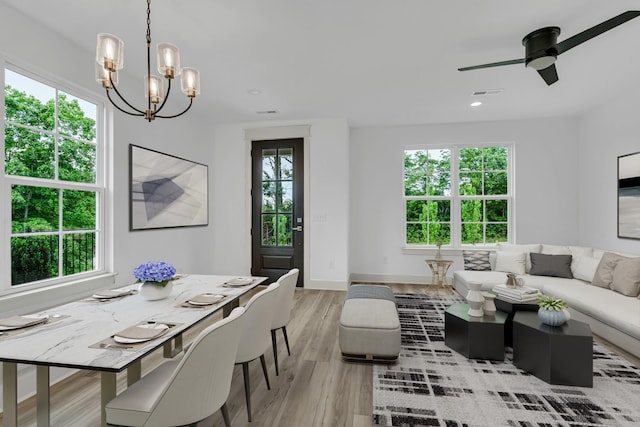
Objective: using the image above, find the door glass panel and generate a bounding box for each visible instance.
[279,181,293,213]
[279,148,293,179]
[277,214,292,246]
[261,214,276,246]
[262,181,276,212]
[262,149,277,181]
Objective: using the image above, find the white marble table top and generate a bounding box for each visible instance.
[0,274,265,372]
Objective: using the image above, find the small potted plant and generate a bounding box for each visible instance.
[133,261,176,300]
[537,295,570,326]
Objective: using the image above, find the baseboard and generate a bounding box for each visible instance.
[305,279,348,290]
[348,273,437,286]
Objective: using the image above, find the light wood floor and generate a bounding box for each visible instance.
[3,283,639,427]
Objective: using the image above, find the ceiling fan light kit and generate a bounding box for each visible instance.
[95,0,201,122]
[459,10,640,85]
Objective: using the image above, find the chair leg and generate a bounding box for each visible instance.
[271,329,279,376]
[282,326,291,356]
[241,362,252,422]
[221,402,231,427]
[259,354,271,390]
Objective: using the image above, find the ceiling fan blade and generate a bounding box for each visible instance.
[556,10,640,54]
[458,58,525,71]
[537,64,559,85]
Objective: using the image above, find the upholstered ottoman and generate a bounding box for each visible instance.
[339,285,401,362]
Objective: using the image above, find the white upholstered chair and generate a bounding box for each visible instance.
[271,268,299,376]
[105,306,246,427]
[235,281,280,422]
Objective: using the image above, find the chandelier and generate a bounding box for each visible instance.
[94,0,200,122]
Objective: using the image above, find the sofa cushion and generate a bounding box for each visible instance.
[494,251,526,275]
[497,243,541,273]
[592,252,627,288]
[541,244,571,255]
[529,253,573,279]
[453,270,508,292]
[462,250,492,271]
[611,257,640,296]
[572,255,601,282]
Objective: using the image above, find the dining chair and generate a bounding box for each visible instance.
[105,306,246,427]
[235,281,280,422]
[271,268,300,376]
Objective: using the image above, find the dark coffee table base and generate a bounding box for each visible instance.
[445,303,506,361]
[494,297,538,346]
[513,312,593,387]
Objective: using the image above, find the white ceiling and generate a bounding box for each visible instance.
[4,0,640,127]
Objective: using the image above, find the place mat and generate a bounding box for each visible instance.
[0,315,48,330]
[179,293,226,308]
[89,322,181,352]
[92,288,136,300]
[223,277,254,287]
[0,315,69,338]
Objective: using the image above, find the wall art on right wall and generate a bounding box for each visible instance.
[618,151,640,240]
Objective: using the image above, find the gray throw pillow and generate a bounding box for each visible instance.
[529,253,573,279]
[462,250,492,271]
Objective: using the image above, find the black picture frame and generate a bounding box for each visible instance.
[129,144,208,231]
[617,151,640,240]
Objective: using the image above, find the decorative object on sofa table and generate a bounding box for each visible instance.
[466,282,485,317]
[506,273,518,288]
[133,261,176,301]
[482,292,497,316]
[537,295,570,326]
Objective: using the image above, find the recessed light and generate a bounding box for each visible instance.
[470,101,482,107]
[248,89,262,95]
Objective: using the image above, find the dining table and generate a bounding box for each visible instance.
[0,274,266,427]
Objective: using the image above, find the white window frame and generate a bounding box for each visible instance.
[1,59,110,295]
[403,142,515,250]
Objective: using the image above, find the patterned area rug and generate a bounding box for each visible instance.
[373,294,640,426]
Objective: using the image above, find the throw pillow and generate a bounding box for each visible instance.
[541,244,571,255]
[462,250,492,271]
[494,251,526,275]
[529,253,573,279]
[497,243,541,273]
[611,257,640,296]
[572,255,601,282]
[592,252,627,288]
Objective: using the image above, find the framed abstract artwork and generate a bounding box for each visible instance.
[618,151,640,239]
[130,144,209,230]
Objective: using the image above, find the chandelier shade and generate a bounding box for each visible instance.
[94,0,199,122]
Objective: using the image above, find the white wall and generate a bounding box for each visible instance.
[349,118,580,282]
[212,118,350,289]
[578,86,640,254]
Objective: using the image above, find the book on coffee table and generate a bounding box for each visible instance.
[493,284,541,302]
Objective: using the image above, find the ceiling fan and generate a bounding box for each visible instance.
[458,10,640,85]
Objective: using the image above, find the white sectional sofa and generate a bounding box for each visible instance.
[452,244,640,358]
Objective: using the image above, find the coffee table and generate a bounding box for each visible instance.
[445,303,507,361]
[494,296,539,346]
[513,311,593,387]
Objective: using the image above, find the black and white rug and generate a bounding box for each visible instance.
[373,294,640,426]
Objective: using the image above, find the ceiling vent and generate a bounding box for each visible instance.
[471,89,504,96]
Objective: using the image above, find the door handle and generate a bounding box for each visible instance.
[293,226,303,232]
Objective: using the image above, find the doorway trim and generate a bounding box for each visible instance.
[245,125,310,286]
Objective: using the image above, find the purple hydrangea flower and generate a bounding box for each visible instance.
[133,261,176,287]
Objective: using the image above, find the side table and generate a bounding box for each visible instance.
[425,259,453,287]
[513,311,593,387]
[444,303,507,360]
[494,296,539,346]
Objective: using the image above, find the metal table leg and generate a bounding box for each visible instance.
[36,365,50,426]
[2,362,18,427]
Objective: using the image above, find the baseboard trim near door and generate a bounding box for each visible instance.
[348,273,434,286]
[305,280,348,291]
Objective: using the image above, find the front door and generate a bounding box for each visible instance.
[251,138,304,286]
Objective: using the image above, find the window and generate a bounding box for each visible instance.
[404,144,512,247]
[2,66,105,291]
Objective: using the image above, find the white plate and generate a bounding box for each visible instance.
[0,315,48,331]
[113,323,170,344]
[225,278,253,286]
[186,300,215,306]
[92,288,132,299]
